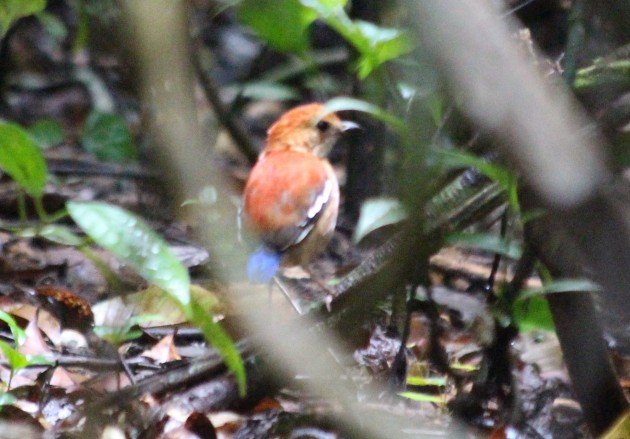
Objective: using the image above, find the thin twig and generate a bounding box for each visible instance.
[47,158,159,180]
[0,355,120,371]
[191,52,260,164]
[501,0,539,18]
[487,207,509,290]
[63,339,252,428]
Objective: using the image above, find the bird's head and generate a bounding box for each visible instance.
[265,103,358,157]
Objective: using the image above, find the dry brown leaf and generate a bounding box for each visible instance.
[20,317,53,357]
[93,284,221,328]
[142,334,181,363]
[49,367,80,388]
[1,303,62,347]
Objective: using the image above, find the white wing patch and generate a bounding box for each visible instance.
[307,179,332,219]
[293,179,333,246]
[261,179,333,251]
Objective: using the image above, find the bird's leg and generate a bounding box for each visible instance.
[272,275,304,314]
[310,272,336,294]
[304,268,339,312]
[267,278,275,303]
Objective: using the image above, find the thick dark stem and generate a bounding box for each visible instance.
[547,292,627,435]
[522,193,629,436]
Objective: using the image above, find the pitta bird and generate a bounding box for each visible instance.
[242,103,358,283]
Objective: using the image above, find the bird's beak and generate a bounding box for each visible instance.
[339,121,360,132]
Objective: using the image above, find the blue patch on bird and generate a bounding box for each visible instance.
[247,246,281,283]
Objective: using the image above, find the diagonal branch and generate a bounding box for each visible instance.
[191,52,260,164]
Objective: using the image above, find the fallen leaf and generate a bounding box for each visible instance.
[49,367,80,388]
[142,334,181,363]
[20,317,53,357]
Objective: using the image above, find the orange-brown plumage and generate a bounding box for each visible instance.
[244,150,329,232]
[243,103,357,281]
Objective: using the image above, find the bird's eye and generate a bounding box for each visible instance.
[316,120,330,132]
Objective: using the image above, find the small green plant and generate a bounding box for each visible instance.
[94,314,162,344]
[238,0,411,79]
[510,278,600,332]
[300,0,412,78]
[0,310,53,389]
[67,201,246,395]
[27,119,64,149]
[0,120,244,394]
[0,121,50,222]
[81,111,137,162]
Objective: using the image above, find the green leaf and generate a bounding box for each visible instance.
[0,310,26,345]
[354,197,407,242]
[26,354,54,367]
[36,11,67,41]
[188,300,247,396]
[72,0,88,52]
[14,224,86,247]
[446,232,522,259]
[6,0,46,17]
[93,326,143,344]
[238,81,300,101]
[94,314,160,344]
[406,376,447,387]
[520,208,546,224]
[81,111,137,162]
[93,284,220,329]
[0,340,29,372]
[66,201,191,306]
[511,278,592,332]
[37,224,86,246]
[239,0,317,54]
[352,20,412,79]
[0,0,46,36]
[437,149,519,209]
[300,0,411,78]
[450,362,479,372]
[425,92,446,127]
[299,0,347,17]
[0,122,48,197]
[322,97,406,133]
[398,391,446,404]
[28,119,64,149]
[512,296,554,332]
[68,201,247,392]
[574,59,630,92]
[517,279,600,301]
[0,391,16,406]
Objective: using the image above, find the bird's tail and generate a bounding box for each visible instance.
[247,246,281,283]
